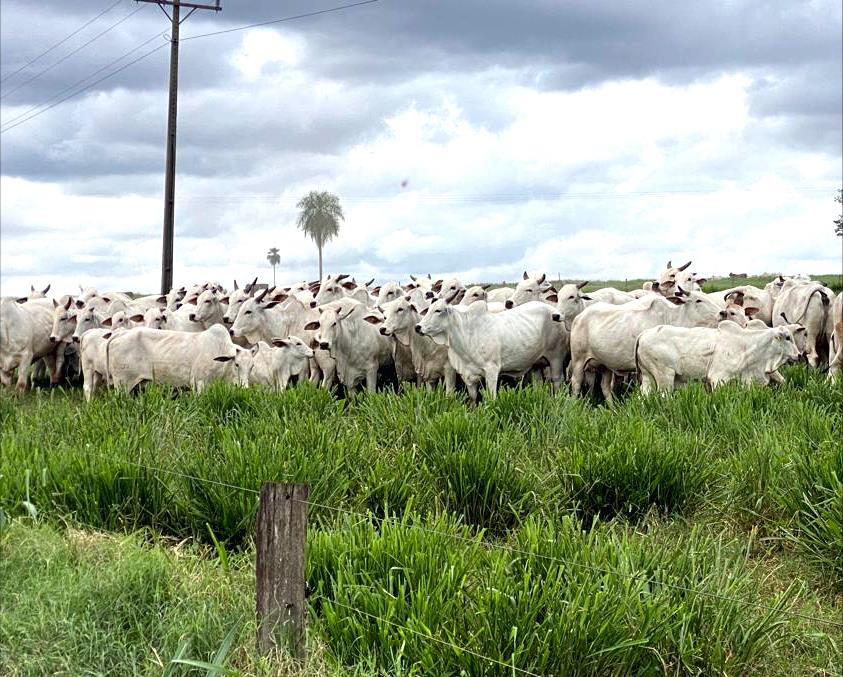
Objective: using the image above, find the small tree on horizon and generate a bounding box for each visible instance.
[296,190,344,280]
[266,247,280,285]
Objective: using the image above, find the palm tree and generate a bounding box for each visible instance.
[296,190,344,280]
[266,247,280,285]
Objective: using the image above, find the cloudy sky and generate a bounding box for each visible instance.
[1,0,841,296]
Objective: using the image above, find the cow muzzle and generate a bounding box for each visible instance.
[379,326,390,336]
[72,336,80,343]
[505,300,514,309]
[229,328,236,337]
[189,313,197,322]
[319,342,330,350]
[49,336,57,343]
[414,324,423,334]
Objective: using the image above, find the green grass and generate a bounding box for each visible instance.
[1,369,841,674]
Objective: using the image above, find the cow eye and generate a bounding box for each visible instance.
[397,308,403,313]
[569,295,575,299]
[205,300,211,304]
[435,309,442,314]
[245,310,252,315]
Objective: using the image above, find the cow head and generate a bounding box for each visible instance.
[50,298,77,343]
[416,298,453,345]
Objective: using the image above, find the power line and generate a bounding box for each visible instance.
[0,42,168,134]
[0,4,146,102]
[0,0,125,85]
[1,31,169,131]
[181,0,381,41]
[0,0,382,133]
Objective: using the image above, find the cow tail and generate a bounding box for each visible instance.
[104,333,113,387]
[793,287,827,325]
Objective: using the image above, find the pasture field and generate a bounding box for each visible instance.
[1,369,841,675]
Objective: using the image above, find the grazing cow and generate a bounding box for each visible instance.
[304,299,392,391]
[636,321,805,393]
[416,299,565,401]
[379,296,456,391]
[569,288,722,401]
[1,297,67,389]
[105,324,245,393]
[772,279,833,366]
[245,337,314,389]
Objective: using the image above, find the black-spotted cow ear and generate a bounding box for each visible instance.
[213,355,235,362]
[304,321,320,331]
[102,317,113,327]
[546,294,558,303]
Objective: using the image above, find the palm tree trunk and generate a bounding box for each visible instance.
[318,244,323,281]
[272,264,276,286]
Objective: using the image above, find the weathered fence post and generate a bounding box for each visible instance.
[256,482,309,660]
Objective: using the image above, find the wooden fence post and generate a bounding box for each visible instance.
[256,482,309,659]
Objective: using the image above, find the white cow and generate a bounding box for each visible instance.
[25,284,51,301]
[105,324,245,393]
[245,337,314,390]
[826,292,843,381]
[772,279,833,367]
[707,323,802,387]
[79,328,119,401]
[375,282,404,306]
[1,297,65,388]
[569,289,723,401]
[304,299,392,391]
[636,321,805,393]
[379,296,456,391]
[416,299,565,401]
[505,273,548,308]
[586,287,636,305]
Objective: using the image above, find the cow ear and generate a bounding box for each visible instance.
[304,321,320,331]
[695,278,707,285]
[744,307,760,318]
[545,293,558,303]
[796,327,806,333]
[53,299,58,307]
[431,280,442,292]
[420,307,429,316]
[102,332,112,339]
[219,296,229,304]
[372,287,381,295]
[271,338,289,347]
[363,314,382,325]
[409,304,419,313]
[186,297,198,305]
[666,296,685,305]
[537,273,546,284]
[129,314,145,322]
[101,317,113,327]
[213,355,234,362]
[15,296,27,303]
[68,315,77,325]
[481,284,491,290]
[101,296,111,304]
[156,295,167,304]
[523,271,529,280]
[341,281,356,289]
[263,301,280,309]
[581,295,592,301]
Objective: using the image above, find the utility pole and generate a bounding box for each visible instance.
[136,0,222,294]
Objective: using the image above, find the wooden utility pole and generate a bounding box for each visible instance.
[136,0,221,294]
[256,482,309,660]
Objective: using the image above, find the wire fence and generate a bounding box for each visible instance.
[32,450,843,631]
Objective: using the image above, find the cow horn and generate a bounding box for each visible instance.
[233,279,239,290]
[255,287,269,303]
[246,277,259,295]
[43,284,51,294]
[576,280,589,289]
[363,278,374,287]
[523,271,529,280]
[336,273,349,282]
[677,260,692,271]
[31,285,35,292]
[666,260,672,268]
[780,311,789,323]
[409,274,417,281]
[676,285,688,296]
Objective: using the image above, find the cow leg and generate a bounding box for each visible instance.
[807,331,821,368]
[654,369,675,393]
[569,358,586,397]
[320,361,336,389]
[465,377,480,403]
[444,365,457,394]
[768,370,785,385]
[600,369,615,405]
[483,366,500,399]
[640,369,656,395]
[16,351,34,390]
[50,346,66,386]
[309,358,322,384]
[365,367,378,391]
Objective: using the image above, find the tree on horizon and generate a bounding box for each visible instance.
[296,191,344,280]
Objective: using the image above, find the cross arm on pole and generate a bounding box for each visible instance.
[136,0,222,11]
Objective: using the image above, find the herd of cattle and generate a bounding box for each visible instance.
[1,260,841,402]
